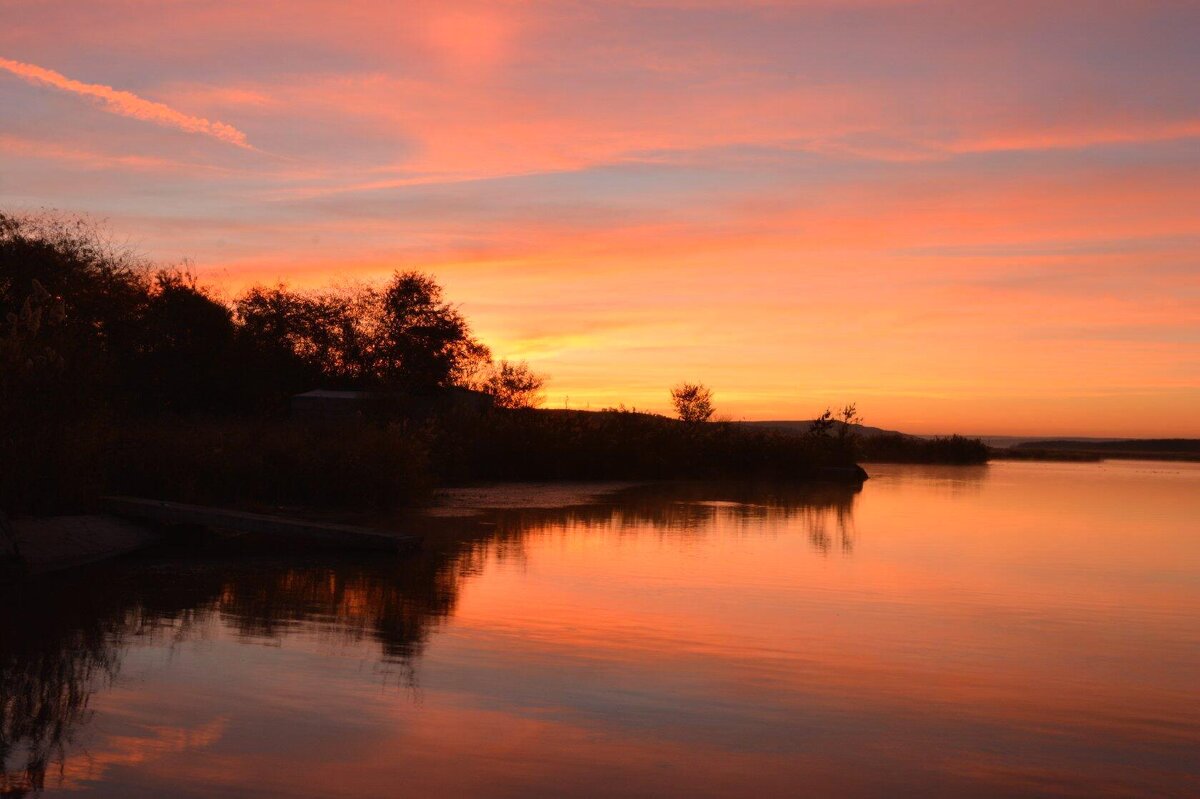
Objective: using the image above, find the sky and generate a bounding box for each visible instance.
[2,0,1198,437]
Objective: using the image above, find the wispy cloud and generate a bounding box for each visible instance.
[0,56,252,149]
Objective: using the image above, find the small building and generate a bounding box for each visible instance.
[434,385,495,415]
[291,386,494,421]
[290,389,372,421]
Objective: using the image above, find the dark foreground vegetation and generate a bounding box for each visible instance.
[2,212,871,517]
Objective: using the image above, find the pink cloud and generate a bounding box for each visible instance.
[0,56,253,149]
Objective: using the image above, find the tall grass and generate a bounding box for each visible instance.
[106,418,432,511]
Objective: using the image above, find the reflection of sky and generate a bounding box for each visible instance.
[27,461,1200,797]
[2,2,1199,435]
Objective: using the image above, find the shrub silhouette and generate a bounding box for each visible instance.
[671,382,714,423]
[475,359,546,409]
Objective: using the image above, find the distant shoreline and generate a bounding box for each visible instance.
[743,421,1200,463]
[991,448,1200,463]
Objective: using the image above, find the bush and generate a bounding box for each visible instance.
[670,383,714,423]
[859,433,989,464]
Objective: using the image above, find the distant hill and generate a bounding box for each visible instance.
[740,420,907,439]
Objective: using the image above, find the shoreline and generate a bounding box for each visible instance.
[3,470,865,576]
[6,457,1193,578]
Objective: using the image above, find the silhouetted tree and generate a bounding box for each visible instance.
[0,211,149,383]
[234,285,365,388]
[809,408,835,437]
[373,272,490,392]
[836,403,863,442]
[476,359,546,409]
[671,382,714,423]
[126,271,238,413]
[235,272,491,395]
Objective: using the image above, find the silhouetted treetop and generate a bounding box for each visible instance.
[2,211,516,420]
[374,271,491,391]
[474,359,547,409]
[234,272,491,393]
[234,284,371,387]
[129,271,240,413]
[671,382,714,423]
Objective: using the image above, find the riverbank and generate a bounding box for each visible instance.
[2,473,869,576]
[7,409,871,518]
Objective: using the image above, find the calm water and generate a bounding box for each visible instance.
[3,461,1199,797]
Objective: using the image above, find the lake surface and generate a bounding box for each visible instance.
[3,461,1198,797]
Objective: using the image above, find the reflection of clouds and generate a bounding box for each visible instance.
[48,717,228,792]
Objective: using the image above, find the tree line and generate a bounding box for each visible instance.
[1,212,544,417]
[2,211,978,517]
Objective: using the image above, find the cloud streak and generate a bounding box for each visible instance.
[0,56,252,149]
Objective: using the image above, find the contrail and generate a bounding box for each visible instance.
[0,56,253,149]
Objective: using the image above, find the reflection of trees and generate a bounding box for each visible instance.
[0,480,858,793]
[867,464,988,497]
[0,551,469,795]
[802,498,856,555]
[475,480,861,555]
[1,579,126,796]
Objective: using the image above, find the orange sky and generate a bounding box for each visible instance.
[2,1,1198,436]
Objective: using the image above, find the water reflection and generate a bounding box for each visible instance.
[862,462,990,494]
[4,465,1198,797]
[478,481,859,552]
[1,581,122,796]
[1,556,462,793]
[0,481,859,794]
